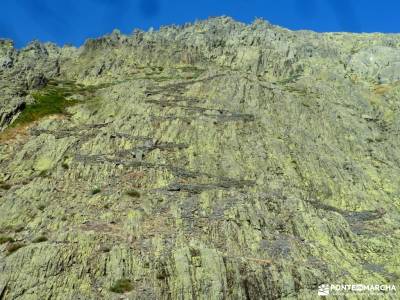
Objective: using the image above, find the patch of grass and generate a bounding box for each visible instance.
[75,82,113,98]
[91,188,101,195]
[126,189,141,198]
[0,235,14,244]
[0,183,11,190]
[0,80,113,142]
[37,204,46,211]
[10,83,80,129]
[110,279,133,293]
[6,242,25,256]
[32,236,48,243]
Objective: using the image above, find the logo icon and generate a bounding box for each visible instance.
[318,284,330,296]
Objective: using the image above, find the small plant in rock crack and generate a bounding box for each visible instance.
[0,183,12,190]
[110,278,133,293]
[0,235,15,244]
[91,188,101,195]
[126,189,141,198]
[37,204,46,211]
[32,236,48,243]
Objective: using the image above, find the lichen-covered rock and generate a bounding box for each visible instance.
[0,17,399,299]
[349,45,400,83]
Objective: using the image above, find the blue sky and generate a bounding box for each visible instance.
[1,0,399,48]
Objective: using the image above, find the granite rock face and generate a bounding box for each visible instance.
[0,17,400,299]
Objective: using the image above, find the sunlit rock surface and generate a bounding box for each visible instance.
[0,17,400,299]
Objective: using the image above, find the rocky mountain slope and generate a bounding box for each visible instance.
[0,17,399,299]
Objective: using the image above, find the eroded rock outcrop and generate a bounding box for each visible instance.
[0,17,399,299]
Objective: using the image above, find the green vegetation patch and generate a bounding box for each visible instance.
[0,183,12,190]
[10,82,81,128]
[126,189,141,198]
[91,188,101,195]
[32,236,48,243]
[8,80,112,130]
[110,279,134,293]
[0,235,14,244]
